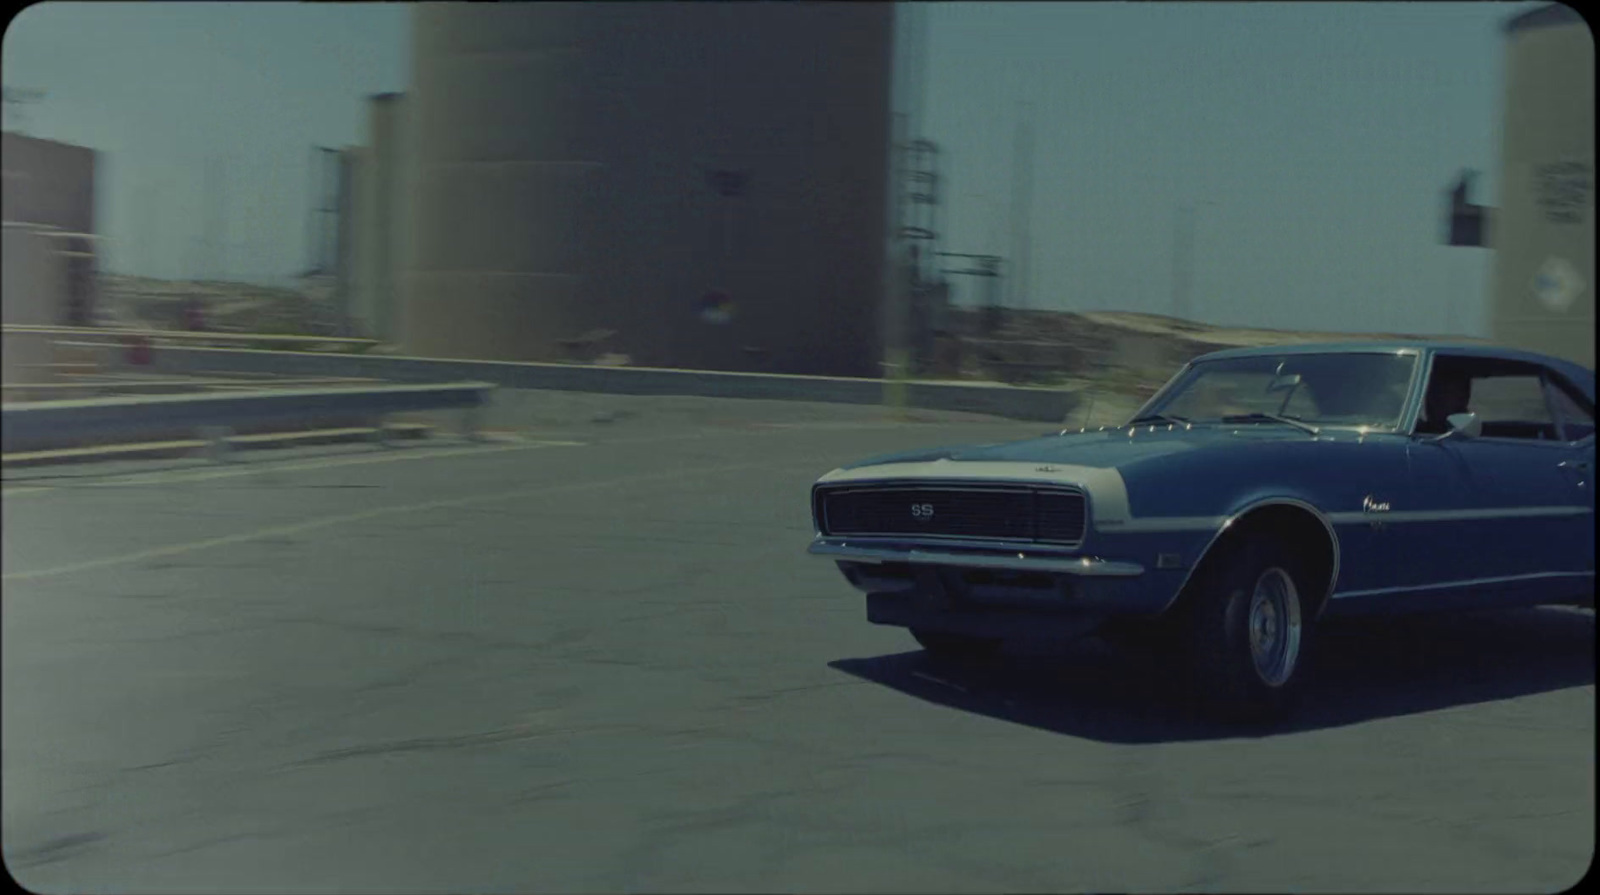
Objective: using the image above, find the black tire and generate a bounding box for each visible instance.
[910,628,1003,663]
[1184,536,1314,721]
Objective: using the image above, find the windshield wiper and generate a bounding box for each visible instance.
[1220,412,1321,436]
[1125,413,1189,426]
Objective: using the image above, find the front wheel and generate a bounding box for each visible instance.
[1185,538,1313,720]
[910,628,1003,663]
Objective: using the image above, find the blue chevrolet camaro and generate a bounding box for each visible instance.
[809,342,1596,719]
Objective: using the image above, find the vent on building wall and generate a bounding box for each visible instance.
[741,346,771,369]
[557,328,616,363]
[707,170,749,198]
[700,291,734,325]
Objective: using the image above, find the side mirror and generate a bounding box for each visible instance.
[1448,412,1482,438]
[1431,412,1482,441]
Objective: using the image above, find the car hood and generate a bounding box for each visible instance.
[821,424,1416,526]
[839,424,1318,473]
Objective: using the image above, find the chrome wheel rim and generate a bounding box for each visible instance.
[1247,567,1302,687]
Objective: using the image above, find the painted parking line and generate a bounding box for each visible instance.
[0,438,587,496]
[1,459,789,583]
[88,439,589,487]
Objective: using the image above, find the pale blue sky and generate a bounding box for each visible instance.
[3,1,1540,334]
[2,2,410,285]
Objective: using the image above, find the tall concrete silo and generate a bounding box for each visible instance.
[2,132,101,383]
[1491,3,1594,369]
[350,93,410,344]
[403,2,895,376]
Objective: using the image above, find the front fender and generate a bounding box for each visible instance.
[1119,438,1407,521]
[1156,495,1342,619]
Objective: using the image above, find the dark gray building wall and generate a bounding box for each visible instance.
[1,132,96,235]
[403,2,894,376]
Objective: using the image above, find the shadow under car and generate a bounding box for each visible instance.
[828,606,1595,743]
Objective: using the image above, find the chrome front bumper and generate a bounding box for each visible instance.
[807,537,1145,577]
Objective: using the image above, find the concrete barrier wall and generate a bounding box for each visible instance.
[142,346,1082,422]
[2,381,491,453]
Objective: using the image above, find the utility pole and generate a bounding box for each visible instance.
[209,157,227,282]
[190,158,225,283]
[962,193,1002,255]
[1008,102,1036,312]
[1445,271,1459,335]
[883,111,912,416]
[1171,201,1214,322]
[882,2,930,413]
[308,145,340,276]
[937,252,1004,334]
[134,181,154,279]
[307,146,320,275]
[1171,203,1195,322]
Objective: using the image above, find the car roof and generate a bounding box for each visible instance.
[1191,341,1596,403]
[1504,2,1583,34]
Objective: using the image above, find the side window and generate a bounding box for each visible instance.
[1418,357,1477,434]
[1545,377,1596,442]
[1470,374,1559,440]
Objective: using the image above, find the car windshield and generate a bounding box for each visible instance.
[1137,352,1418,430]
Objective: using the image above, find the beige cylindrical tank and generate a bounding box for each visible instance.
[350,142,378,338]
[350,93,409,344]
[1491,4,1595,369]
[402,2,894,376]
[371,94,408,345]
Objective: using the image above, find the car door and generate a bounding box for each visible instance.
[1545,371,1596,582]
[1403,358,1581,602]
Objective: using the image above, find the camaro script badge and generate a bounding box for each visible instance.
[1362,494,1391,530]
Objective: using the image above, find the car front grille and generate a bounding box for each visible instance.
[816,482,1087,547]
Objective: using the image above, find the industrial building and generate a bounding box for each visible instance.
[348,93,409,346]
[1,131,101,385]
[1451,3,1593,370]
[361,2,1596,378]
[362,2,898,377]
[1490,3,1594,370]
[2,131,96,236]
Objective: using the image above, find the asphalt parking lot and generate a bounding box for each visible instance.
[3,392,1593,893]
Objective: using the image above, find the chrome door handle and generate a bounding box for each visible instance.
[1559,460,1592,471]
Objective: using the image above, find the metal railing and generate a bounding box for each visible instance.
[0,375,386,401]
[1,381,495,455]
[1,324,381,353]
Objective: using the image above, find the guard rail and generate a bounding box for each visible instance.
[1,324,380,353]
[128,346,1084,422]
[1,381,494,454]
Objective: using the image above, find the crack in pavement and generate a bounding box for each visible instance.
[286,722,639,767]
[261,613,548,654]
[7,831,108,868]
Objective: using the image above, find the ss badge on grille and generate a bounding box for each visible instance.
[910,502,935,519]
